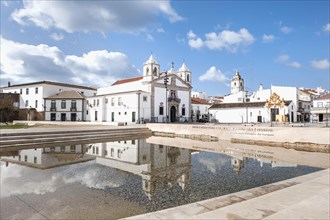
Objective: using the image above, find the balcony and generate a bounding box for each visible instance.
[70,107,77,112]
[168,97,181,103]
[50,107,56,111]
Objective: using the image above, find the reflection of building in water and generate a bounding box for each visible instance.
[86,140,192,200]
[257,158,297,168]
[1,144,94,169]
[231,155,245,175]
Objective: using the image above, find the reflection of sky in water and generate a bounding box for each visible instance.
[0,148,323,214]
[0,160,127,198]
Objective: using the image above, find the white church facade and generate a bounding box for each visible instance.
[86,55,192,124]
[209,71,312,124]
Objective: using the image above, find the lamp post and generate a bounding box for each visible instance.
[164,72,169,123]
[245,90,248,123]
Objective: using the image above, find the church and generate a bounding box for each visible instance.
[86,55,192,124]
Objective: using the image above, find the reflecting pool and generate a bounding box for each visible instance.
[0,138,324,219]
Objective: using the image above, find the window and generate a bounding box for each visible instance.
[111,148,114,157]
[96,147,99,155]
[24,155,28,162]
[34,157,37,164]
[111,98,115,106]
[125,112,127,115]
[51,100,56,109]
[186,74,190,82]
[117,149,121,158]
[86,110,89,115]
[142,155,147,160]
[50,147,55,152]
[326,102,330,107]
[317,102,323,107]
[35,87,38,94]
[182,107,186,116]
[71,100,77,110]
[93,99,96,106]
[25,100,29,107]
[159,102,164,115]
[131,140,136,145]
[250,112,252,117]
[26,88,29,95]
[118,97,122,106]
[61,100,66,109]
[20,89,22,94]
[132,112,136,122]
[105,150,108,156]
[170,90,176,98]
[119,112,121,115]
[61,146,65,152]
[153,67,157,76]
[111,112,115,122]
[95,111,98,121]
[105,98,108,104]
[35,100,38,108]
[70,145,76,152]
[97,99,99,106]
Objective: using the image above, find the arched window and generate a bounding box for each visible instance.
[153,67,157,76]
[146,67,149,75]
[159,102,164,115]
[186,74,190,82]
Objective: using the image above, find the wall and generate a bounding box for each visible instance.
[146,123,330,145]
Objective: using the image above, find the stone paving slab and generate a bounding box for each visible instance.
[124,169,330,220]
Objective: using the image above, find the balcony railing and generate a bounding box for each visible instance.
[50,107,56,111]
[168,97,181,103]
[70,107,77,112]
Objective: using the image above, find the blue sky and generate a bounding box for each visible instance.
[1,0,329,96]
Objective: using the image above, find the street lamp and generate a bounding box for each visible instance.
[164,72,169,123]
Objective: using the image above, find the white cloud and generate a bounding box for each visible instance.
[280,26,292,34]
[146,33,154,41]
[287,61,302,68]
[310,59,330,70]
[157,28,165,33]
[187,28,255,52]
[323,23,330,32]
[262,34,275,42]
[11,0,182,33]
[199,66,229,83]
[50,33,64,41]
[0,37,139,87]
[275,54,290,63]
[275,54,302,68]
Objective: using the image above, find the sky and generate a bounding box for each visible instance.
[0,0,329,96]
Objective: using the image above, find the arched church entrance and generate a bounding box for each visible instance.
[170,106,176,122]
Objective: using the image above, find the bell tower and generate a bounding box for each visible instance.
[231,70,244,94]
[178,63,192,84]
[143,54,160,80]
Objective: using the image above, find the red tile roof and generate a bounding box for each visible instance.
[315,93,330,100]
[191,97,209,105]
[111,76,143,86]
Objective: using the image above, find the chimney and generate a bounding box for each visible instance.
[8,81,11,87]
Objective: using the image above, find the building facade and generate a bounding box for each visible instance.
[44,91,87,121]
[310,93,330,123]
[86,55,192,124]
[2,81,96,121]
[209,72,305,124]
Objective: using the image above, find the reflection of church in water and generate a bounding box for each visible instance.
[86,140,192,200]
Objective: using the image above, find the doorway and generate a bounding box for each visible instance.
[170,106,176,122]
[61,113,66,121]
[319,114,323,122]
[51,113,56,121]
[71,113,76,121]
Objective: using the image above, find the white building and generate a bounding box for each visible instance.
[191,91,209,100]
[209,72,304,123]
[44,91,87,121]
[86,55,192,124]
[191,97,211,122]
[1,81,96,120]
[310,93,330,123]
